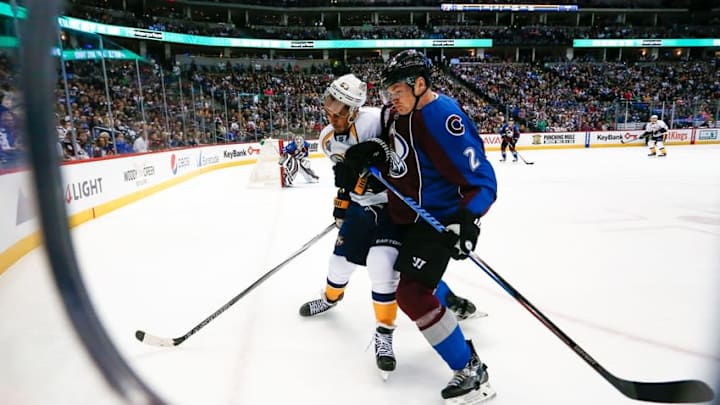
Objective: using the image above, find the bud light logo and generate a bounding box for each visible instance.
[65,177,104,204]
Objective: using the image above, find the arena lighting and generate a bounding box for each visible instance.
[441,3,578,12]
[56,16,494,49]
[573,38,720,47]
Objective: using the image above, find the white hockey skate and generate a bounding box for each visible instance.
[442,340,496,405]
[298,293,343,317]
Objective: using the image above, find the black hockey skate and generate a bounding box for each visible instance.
[446,291,486,320]
[298,293,343,317]
[374,325,396,381]
[441,340,496,404]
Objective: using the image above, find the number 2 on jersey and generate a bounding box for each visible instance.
[463,147,480,171]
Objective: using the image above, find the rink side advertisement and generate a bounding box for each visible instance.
[481,128,701,151]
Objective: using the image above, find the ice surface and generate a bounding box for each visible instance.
[2,144,719,405]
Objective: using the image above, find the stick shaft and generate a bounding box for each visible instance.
[136,223,336,347]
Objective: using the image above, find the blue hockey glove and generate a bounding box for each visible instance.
[444,209,481,260]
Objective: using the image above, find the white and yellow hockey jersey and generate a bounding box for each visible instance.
[645,119,669,136]
[320,106,387,206]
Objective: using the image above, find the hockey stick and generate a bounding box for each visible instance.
[367,166,714,404]
[504,140,534,165]
[516,151,534,165]
[135,222,336,347]
[621,134,647,144]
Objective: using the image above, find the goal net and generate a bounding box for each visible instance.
[248,138,285,187]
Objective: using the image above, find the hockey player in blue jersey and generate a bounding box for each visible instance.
[279,134,319,185]
[299,73,484,379]
[344,50,497,404]
[499,117,520,162]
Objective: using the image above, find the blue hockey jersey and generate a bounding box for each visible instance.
[383,94,497,224]
[283,140,310,158]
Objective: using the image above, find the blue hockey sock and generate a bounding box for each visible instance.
[434,279,451,307]
[433,325,471,370]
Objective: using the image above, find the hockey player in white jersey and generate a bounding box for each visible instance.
[279,134,319,185]
[643,114,669,157]
[298,73,481,379]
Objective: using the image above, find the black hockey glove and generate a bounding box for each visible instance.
[343,138,391,173]
[333,190,351,229]
[444,208,481,260]
[333,161,356,190]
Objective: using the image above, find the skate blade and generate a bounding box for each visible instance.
[379,370,392,381]
[444,383,496,405]
[458,311,489,321]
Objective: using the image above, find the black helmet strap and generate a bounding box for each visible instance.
[409,76,429,111]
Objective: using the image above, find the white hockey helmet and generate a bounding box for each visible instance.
[325,73,367,112]
[295,135,304,147]
[650,114,658,121]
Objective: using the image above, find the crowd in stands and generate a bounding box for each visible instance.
[0,56,23,168]
[46,55,502,162]
[47,54,719,162]
[450,59,720,132]
[1,50,717,170]
[430,24,720,44]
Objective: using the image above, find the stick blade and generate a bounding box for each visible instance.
[135,330,178,347]
[615,378,715,403]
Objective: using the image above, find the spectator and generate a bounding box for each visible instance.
[92,132,114,158]
[133,132,148,152]
[114,132,133,154]
[77,129,93,156]
[60,130,89,161]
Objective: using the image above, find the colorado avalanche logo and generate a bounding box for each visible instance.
[445,114,465,136]
[389,123,409,178]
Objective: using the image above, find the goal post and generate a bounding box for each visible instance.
[248,138,285,187]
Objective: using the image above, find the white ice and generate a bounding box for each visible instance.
[1,144,719,405]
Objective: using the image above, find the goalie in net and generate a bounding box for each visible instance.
[279,135,319,186]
